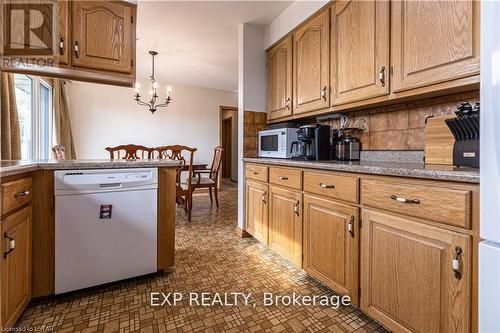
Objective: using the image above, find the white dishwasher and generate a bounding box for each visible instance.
[54,168,158,294]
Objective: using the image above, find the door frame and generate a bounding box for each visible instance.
[219,106,238,183]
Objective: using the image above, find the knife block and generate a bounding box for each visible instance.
[445,116,480,168]
[424,115,455,165]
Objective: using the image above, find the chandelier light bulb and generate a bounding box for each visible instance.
[153,82,158,89]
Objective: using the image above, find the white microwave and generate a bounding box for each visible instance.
[258,128,298,159]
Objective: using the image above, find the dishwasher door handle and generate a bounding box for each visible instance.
[99,183,123,189]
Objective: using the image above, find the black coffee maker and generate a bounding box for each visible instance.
[290,124,332,160]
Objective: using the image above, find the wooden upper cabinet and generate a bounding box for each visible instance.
[293,11,330,115]
[1,206,32,328]
[268,186,302,267]
[267,36,293,120]
[391,0,480,92]
[331,0,389,106]
[58,1,70,65]
[303,195,359,306]
[245,181,269,245]
[361,209,471,333]
[71,1,135,74]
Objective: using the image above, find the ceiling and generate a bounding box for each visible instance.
[135,1,292,92]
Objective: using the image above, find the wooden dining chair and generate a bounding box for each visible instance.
[51,144,66,160]
[105,144,154,160]
[155,145,197,221]
[192,146,223,208]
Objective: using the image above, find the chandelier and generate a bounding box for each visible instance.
[134,51,172,114]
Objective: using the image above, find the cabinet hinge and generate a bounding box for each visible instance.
[131,16,134,24]
[390,66,394,76]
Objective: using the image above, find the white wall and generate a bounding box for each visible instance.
[66,81,237,165]
[264,0,329,49]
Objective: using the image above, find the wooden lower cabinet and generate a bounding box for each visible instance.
[268,186,302,267]
[245,181,269,244]
[303,195,359,306]
[361,209,471,333]
[1,206,32,328]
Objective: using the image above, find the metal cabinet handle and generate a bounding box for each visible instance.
[14,190,30,198]
[379,66,386,87]
[3,234,15,259]
[59,37,65,56]
[453,246,463,280]
[74,41,80,58]
[285,97,291,110]
[319,183,335,189]
[347,216,355,238]
[321,86,327,101]
[390,195,420,204]
[252,171,259,175]
[278,176,288,181]
[262,191,267,205]
[294,200,300,217]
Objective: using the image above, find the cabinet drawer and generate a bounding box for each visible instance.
[269,167,302,190]
[304,171,358,204]
[361,179,471,229]
[245,164,268,182]
[1,177,33,216]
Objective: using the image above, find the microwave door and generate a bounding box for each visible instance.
[261,135,279,152]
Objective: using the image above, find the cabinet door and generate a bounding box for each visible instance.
[1,206,32,328]
[391,0,479,92]
[303,195,359,306]
[58,0,70,65]
[267,36,293,120]
[331,0,389,105]
[72,1,134,73]
[268,186,302,267]
[293,11,329,114]
[361,209,471,333]
[245,181,268,244]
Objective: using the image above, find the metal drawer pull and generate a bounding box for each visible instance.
[453,246,463,280]
[74,41,80,58]
[285,97,291,110]
[319,183,335,189]
[379,66,386,87]
[250,170,259,175]
[278,176,288,181]
[348,216,355,238]
[321,86,327,101]
[262,191,267,205]
[294,200,300,217]
[3,234,15,259]
[390,195,420,204]
[59,37,65,55]
[14,190,30,198]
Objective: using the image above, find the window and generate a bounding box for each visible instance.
[14,74,54,160]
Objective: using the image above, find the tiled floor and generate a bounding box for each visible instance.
[17,181,389,333]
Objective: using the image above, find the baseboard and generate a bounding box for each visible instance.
[234,227,252,238]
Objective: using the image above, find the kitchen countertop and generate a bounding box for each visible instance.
[0,159,181,178]
[243,158,480,183]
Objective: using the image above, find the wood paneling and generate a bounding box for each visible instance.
[1,206,32,328]
[245,181,269,244]
[303,171,358,204]
[245,164,268,182]
[268,186,302,267]
[267,36,293,120]
[331,0,389,105]
[157,168,176,270]
[31,170,55,297]
[72,1,134,73]
[361,209,471,333]
[1,177,32,216]
[303,195,359,306]
[293,11,330,114]
[391,0,480,92]
[361,179,471,229]
[269,167,302,190]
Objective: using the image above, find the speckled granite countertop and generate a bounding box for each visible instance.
[0,159,181,178]
[243,158,479,183]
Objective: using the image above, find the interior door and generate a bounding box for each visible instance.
[267,36,293,120]
[331,0,389,105]
[268,185,302,266]
[71,1,134,73]
[245,181,268,244]
[361,209,471,333]
[391,0,480,92]
[303,195,359,306]
[222,118,232,179]
[1,206,32,328]
[293,11,330,115]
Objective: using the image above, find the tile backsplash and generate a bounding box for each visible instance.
[243,111,267,158]
[321,91,479,151]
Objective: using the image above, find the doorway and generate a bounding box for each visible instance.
[219,106,238,183]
